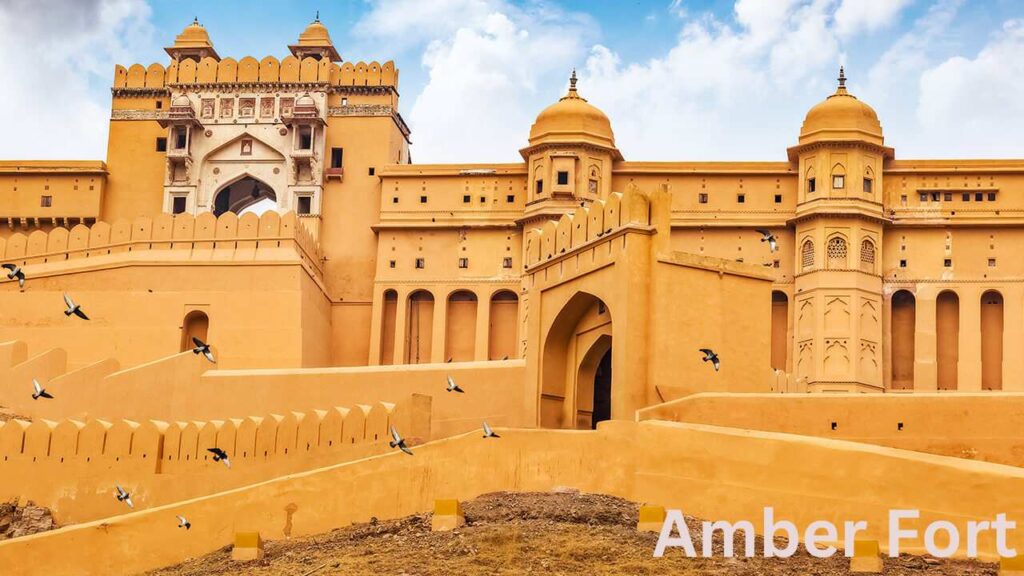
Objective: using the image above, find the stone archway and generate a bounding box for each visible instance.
[540,291,612,429]
[575,333,612,429]
[212,175,277,216]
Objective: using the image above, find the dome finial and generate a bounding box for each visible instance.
[570,69,578,91]
[315,10,320,22]
[193,16,199,25]
[837,66,847,89]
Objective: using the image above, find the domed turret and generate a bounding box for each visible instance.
[289,13,341,62]
[798,67,883,146]
[526,71,618,153]
[164,18,219,62]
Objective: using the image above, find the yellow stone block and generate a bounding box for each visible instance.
[231,532,264,561]
[1001,555,1024,575]
[637,505,666,532]
[849,540,882,573]
[431,499,465,532]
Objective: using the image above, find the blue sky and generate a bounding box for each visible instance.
[3,0,1024,162]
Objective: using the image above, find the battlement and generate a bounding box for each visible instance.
[113,58,398,91]
[0,394,430,524]
[0,210,322,278]
[524,186,656,269]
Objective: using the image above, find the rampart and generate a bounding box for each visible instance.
[0,394,429,525]
[637,391,1024,467]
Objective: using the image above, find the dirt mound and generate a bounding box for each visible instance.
[0,500,56,540]
[149,491,997,575]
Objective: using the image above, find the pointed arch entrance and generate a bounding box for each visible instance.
[540,291,613,429]
[213,175,277,216]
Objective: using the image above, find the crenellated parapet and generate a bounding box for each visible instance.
[0,394,431,524]
[524,185,655,269]
[0,210,322,278]
[113,58,398,93]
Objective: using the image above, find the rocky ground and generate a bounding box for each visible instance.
[0,500,56,540]
[149,491,997,575]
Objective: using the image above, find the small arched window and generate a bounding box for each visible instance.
[806,167,817,194]
[860,239,876,273]
[831,163,846,190]
[863,166,875,194]
[801,239,815,271]
[827,236,848,269]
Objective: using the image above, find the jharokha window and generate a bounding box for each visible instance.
[801,240,814,271]
[827,237,848,269]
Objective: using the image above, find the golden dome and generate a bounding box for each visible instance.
[165,18,219,60]
[799,67,883,146]
[289,13,341,62]
[173,18,214,50]
[527,71,618,152]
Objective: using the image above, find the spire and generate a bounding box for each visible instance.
[562,69,584,101]
[315,10,320,22]
[836,66,848,95]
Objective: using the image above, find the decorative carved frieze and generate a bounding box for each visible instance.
[111,110,170,121]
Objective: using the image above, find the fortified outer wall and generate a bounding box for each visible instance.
[4,419,1024,575]
[637,392,1024,467]
[0,341,524,441]
[0,395,429,525]
[0,211,329,370]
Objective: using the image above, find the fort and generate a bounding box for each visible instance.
[2,15,1024,575]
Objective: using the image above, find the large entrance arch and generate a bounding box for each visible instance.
[213,176,277,216]
[540,292,612,429]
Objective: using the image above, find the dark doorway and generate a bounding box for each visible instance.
[592,349,612,429]
[213,176,277,216]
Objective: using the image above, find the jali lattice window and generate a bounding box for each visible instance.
[860,239,875,272]
[801,240,815,271]
[827,237,848,269]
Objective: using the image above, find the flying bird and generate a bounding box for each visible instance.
[191,337,216,364]
[756,229,778,253]
[31,379,53,400]
[176,515,191,530]
[115,485,134,509]
[699,348,720,372]
[63,293,89,320]
[2,264,25,288]
[389,425,413,456]
[482,421,500,439]
[207,447,231,469]
[446,375,464,393]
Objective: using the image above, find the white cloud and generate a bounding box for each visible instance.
[358,0,594,162]
[0,0,156,160]
[915,19,1024,157]
[834,0,913,38]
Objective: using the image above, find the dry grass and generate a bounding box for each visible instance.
[149,491,997,576]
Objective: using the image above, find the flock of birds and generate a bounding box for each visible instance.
[1,225,767,532]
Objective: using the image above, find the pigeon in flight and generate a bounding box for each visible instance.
[389,425,413,456]
[63,293,89,320]
[446,375,464,393]
[2,264,25,288]
[31,379,53,400]
[207,447,231,469]
[115,485,134,508]
[699,349,720,372]
[756,229,778,253]
[482,421,500,439]
[176,515,191,530]
[191,337,216,364]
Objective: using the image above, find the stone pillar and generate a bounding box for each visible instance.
[1003,285,1023,391]
[914,291,937,391]
[431,290,447,363]
[392,288,408,365]
[958,286,982,392]
[367,288,384,366]
[474,293,490,361]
